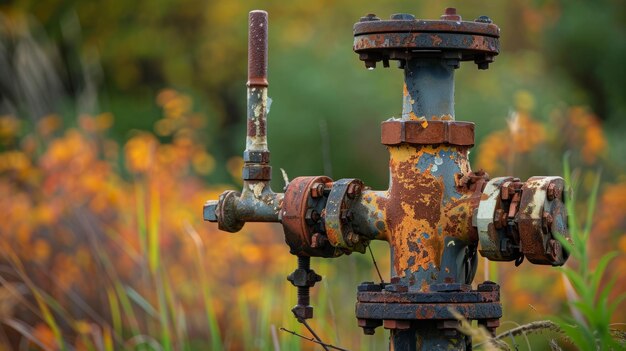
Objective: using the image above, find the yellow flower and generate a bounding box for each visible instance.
[124,133,157,173]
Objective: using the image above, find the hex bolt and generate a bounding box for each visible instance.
[440,7,461,21]
[305,209,320,223]
[477,280,500,292]
[311,233,328,248]
[437,320,460,337]
[501,182,511,201]
[340,209,354,221]
[358,281,383,292]
[390,13,416,20]
[384,284,408,293]
[360,13,380,22]
[347,183,362,198]
[358,318,383,335]
[478,319,500,336]
[383,320,411,330]
[548,239,561,261]
[475,15,493,24]
[348,231,360,245]
[288,256,322,320]
[310,182,324,198]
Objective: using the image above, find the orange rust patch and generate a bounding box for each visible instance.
[379,144,480,277]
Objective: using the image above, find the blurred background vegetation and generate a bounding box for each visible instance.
[0,0,624,350]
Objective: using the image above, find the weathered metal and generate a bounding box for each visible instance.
[203,8,571,351]
[381,120,475,147]
[282,176,339,257]
[288,256,322,320]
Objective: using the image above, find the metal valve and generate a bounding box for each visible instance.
[203,8,571,350]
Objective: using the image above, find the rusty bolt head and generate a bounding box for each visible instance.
[358,318,382,335]
[358,281,383,292]
[547,239,561,261]
[437,320,460,337]
[360,13,380,22]
[494,208,506,229]
[363,328,376,335]
[501,182,511,201]
[305,209,320,223]
[340,209,354,221]
[475,15,492,24]
[347,231,360,245]
[311,233,328,248]
[292,305,313,320]
[310,183,324,198]
[383,320,411,330]
[441,7,462,21]
[346,183,362,198]
[477,281,500,292]
[390,13,415,20]
[384,284,408,293]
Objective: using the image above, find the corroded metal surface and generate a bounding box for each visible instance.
[376,144,480,287]
[282,176,339,257]
[477,177,521,261]
[203,8,570,351]
[381,120,475,146]
[325,178,368,253]
[353,9,500,71]
[247,11,268,87]
[518,176,569,265]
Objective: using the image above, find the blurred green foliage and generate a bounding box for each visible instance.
[0,1,625,350]
[2,0,624,187]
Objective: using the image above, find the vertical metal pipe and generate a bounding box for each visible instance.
[245,10,270,155]
[401,58,455,120]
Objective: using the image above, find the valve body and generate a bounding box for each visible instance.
[203,8,570,351]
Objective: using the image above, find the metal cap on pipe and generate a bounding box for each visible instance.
[247,10,268,87]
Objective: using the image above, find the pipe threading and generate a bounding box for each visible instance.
[297,256,311,305]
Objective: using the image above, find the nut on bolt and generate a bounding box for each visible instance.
[292,305,313,320]
[440,7,461,21]
[475,15,492,24]
[358,318,382,335]
[310,182,325,198]
[437,320,460,337]
[311,233,328,248]
[347,183,362,198]
[360,13,380,22]
[383,319,411,330]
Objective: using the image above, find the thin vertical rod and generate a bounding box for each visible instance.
[245,10,269,154]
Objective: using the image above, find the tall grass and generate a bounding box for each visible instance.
[553,156,626,350]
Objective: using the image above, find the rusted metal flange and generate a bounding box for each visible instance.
[381,120,474,146]
[325,178,369,253]
[354,9,500,69]
[477,177,522,261]
[518,176,570,266]
[355,281,501,334]
[282,176,341,257]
